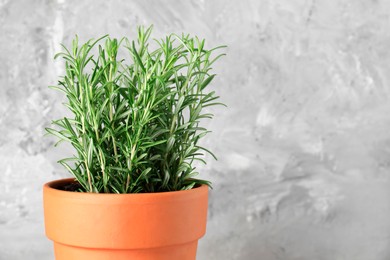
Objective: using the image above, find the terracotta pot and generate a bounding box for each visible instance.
[43,178,208,260]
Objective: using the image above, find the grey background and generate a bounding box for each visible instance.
[1,0,390,259]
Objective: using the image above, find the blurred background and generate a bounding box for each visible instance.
[1,0,390,259]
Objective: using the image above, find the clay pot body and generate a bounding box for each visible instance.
[43,178,208,260]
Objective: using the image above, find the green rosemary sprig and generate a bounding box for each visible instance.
[46,26,226,193]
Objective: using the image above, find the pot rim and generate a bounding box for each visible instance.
[44,178,208,203]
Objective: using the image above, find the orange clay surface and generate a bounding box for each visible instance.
[43,178,208,260]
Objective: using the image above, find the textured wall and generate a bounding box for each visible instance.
[1,0,390,259]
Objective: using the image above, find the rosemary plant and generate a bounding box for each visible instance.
[46,26,225,193]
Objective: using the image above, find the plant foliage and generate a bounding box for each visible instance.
[46,26,225,193]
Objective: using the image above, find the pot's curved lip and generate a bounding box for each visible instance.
[43,178,208,203]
